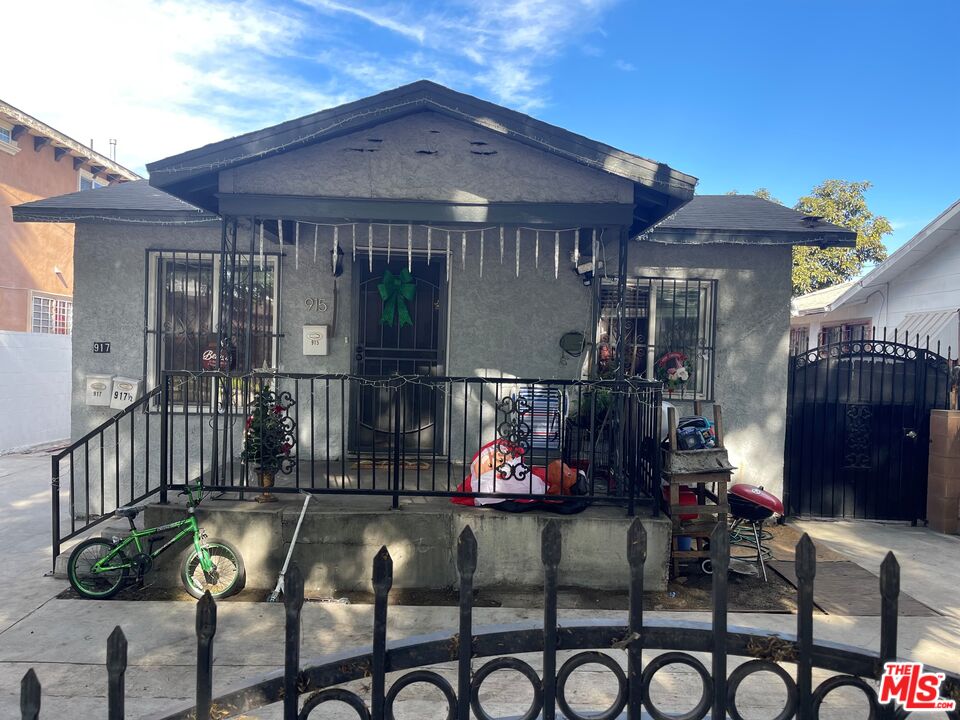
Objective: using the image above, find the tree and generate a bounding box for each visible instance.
[790,180,891,296]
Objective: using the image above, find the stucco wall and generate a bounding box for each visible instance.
[69,219,795,510]
[222,111,633,204]
[0,331,70,451]
[629,241,794,494]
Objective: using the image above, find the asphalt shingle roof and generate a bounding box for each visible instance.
[655,194,854,238]
[11,180,214,221]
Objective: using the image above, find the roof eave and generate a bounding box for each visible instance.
[12,207,217,224]
[640,228,857,246]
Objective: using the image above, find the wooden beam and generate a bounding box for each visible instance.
[90,165,105,176]
[11,125,28,141]
[54,147,69,162]
[216,193,635,227]
[33,136,50,152]
[105,173,119,182]
[73,157,87,171]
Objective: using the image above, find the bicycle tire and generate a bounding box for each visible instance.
[67,538,129,599]
[180,539,245,599]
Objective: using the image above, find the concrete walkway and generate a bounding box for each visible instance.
[2,449,960,718]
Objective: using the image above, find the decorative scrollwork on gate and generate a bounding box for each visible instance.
[843,404,872,470]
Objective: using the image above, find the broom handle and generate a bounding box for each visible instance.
[280,493,312,578]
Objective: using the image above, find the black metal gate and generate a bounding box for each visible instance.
[785,337,951,520]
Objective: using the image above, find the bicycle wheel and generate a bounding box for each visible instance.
[67,538,129,599]
[180,540,245,599]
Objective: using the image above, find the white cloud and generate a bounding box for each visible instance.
[615,59,637,72]
[3,0,621,173]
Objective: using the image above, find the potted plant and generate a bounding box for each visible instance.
[241,383,296,503]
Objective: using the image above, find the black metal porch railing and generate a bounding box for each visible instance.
[19,520,960,719]
[158,371,662,515]
[49,387,163,572]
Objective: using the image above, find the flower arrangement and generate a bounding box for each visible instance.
[656,351,693,392]
[241,383,296,477]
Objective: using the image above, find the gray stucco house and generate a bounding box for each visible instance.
[14,81,855,524]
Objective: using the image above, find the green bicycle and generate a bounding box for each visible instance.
[67,484,245,600]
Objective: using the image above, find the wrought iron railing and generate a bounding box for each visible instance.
[156,371,662,515]
[50,387,162,572]
[19,521,960,719]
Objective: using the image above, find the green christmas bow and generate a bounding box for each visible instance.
[378,269,416,327]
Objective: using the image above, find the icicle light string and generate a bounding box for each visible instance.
[333,225,339,268]
[258,220,264,270]
[294,221,300,270]
[313,224,319,263]
[232,220,598,278]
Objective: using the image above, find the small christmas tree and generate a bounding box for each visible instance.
[241,383,296,502]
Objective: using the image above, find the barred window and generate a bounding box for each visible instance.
[819,322,868,347]
[790,326,810,355]
[598,278,717,399]
[145,251,280,406]
[32,294,73,334]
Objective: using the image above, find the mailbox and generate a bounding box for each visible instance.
[85,375,113,407]
[303,325,329,356]
[110,376,141,410]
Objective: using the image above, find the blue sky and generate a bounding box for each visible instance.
[6,0,958,252]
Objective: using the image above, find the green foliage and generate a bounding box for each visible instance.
[790,180,891,296]
[241,384,295,474]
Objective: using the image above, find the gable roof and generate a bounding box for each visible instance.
[791,281,857,316]
[11,179,216,223]
[831,198,960,308]
[147,80,697,233]
[644,195,856,246]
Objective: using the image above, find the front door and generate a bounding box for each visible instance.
[352,255,446,452]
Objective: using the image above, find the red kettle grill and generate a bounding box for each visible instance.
[728,484,784,581]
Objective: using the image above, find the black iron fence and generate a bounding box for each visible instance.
[49,372,661,571]
[156,371,662,514]
[50,387,162,572]
[20,521,960,719]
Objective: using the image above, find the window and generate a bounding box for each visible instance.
[0,121,19,156]
[32,294,73,334]
[597,277,717,399]
[78,170,108,192]
[790,326,810,355]
[145,251,280,407]
[819,322,869,347]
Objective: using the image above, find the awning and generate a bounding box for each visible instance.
[897,309,958,345]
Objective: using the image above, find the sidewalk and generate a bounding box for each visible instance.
[1,450,959,718]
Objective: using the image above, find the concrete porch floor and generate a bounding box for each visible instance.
[142,491,672,594]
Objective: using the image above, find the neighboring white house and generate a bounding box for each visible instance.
[791,198,960,358]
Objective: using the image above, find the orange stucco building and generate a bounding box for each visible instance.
[0,100,138,332]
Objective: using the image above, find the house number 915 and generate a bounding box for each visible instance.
[305,298,328,313]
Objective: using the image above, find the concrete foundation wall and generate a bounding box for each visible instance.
[0,331,71,451]
[143,501,672,593]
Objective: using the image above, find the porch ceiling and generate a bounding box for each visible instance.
[147,80,697,235]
